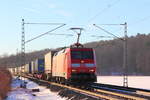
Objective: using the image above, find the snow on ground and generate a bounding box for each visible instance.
[6,76,150,100]
[6,77,66,100]
[97,76,150,90]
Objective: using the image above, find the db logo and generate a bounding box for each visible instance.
[81,60,84,63]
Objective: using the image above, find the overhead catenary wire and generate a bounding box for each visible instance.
[91,35,114,48]
[93,24,124,41]
[25,23,65,25]
[93,23,124,37]
[87,0,121,23]
[85,0,121,36]
[129,15,150,26]
[91,23,124,48]
[96,24,123,26]
[25,24,66,44]
[48,33,73,36]
[123,15,150,35]
[91,35,113,38]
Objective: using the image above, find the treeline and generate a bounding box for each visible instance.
[85,33,150,75]
[0,34,150,75]
[0,49,50,68]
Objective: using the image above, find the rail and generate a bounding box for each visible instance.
[21,75,150,100]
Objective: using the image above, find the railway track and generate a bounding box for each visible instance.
[92,83,150,96]
[90,83,150,100]
[22,75,150,100]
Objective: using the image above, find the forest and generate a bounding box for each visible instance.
[85,34,150,75]
[0,34,150,75]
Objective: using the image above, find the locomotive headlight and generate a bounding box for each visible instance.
[71,63,80,67]
[85,63,95,67]
[72,69,77,72]
[89,69,94,72]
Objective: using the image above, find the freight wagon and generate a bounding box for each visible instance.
[31,61,35,74]
[44,51,57,80]
[24,64,29,74]
[24,63,32,74]
[31,58,45,78]
[8,67,15,75]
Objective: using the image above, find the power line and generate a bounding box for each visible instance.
[87,0,121,23]
[93,24,123,40]
[129,15,150,26]
[25,24,66,43]
[25,23,65,25]
[91,35,114,48]
[124,15,150,35]
[47,33,74,36]
[96,24,123,26]
[91,35,113,38]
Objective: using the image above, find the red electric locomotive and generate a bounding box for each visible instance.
[51,43,97,83]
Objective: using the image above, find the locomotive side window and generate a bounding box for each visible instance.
[71,50,94,59]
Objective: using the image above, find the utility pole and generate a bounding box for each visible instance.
[93,22,128,87]
[16,49,19,76]
[20,19,66,88]
[122,22,128,87]
[21,19,26,88]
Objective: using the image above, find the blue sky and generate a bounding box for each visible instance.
[0,0,150,55]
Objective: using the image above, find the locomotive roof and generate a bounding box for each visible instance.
[53,47,93,56]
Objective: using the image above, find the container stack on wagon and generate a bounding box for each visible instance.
[28,58,45,78]
[44,51,57,80]
[8,68,15,75]
[24,64,29,74]
[31,61,35,74]
[34,58,45,74]
[24,63,32,74]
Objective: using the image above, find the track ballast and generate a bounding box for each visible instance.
[21,75,150,100]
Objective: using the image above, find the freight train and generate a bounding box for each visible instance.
[9,43,97,84]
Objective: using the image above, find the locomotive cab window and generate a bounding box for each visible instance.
[71,50,94,59]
